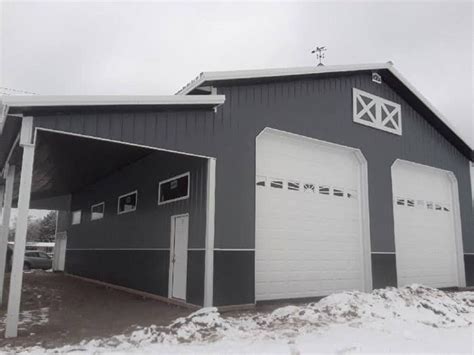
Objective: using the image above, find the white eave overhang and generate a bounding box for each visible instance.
[0,95,225,135]
[0,94,225,108]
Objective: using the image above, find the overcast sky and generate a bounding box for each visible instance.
[1,0,473,147]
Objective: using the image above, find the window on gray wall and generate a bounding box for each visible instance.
[91,202,105,220]
[158,172,190,205]
[118,191,138,214]
[71,210,82,225]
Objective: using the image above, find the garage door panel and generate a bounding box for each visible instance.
[392,161,461,288]
[256,130,366,301]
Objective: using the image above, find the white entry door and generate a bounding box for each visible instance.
[256,129,368,301]
[170,214,189,300]
[392,160,464,288]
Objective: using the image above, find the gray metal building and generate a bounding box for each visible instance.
[0,63,473,335]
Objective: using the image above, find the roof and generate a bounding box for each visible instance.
[0,95,225,134]
[177,62,473,161]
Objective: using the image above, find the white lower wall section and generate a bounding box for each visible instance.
[392,160,464,288]
[255,128,367,301]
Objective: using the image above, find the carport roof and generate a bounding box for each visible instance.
[177,62,473,161]
[0,95,225,130]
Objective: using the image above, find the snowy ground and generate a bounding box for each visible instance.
[4,285,474,354]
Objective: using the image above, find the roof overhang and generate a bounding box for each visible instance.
[177,62,473,161]
[0,95,226,133]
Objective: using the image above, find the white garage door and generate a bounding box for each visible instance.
[255,129,369,301]
[392,160,463,288]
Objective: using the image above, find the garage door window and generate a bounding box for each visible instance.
[319,185,330,195]
[304,183,315,193]
[333,188,344,197]
[256,176,266,187]
[270,179,283,189]
[288,181,300,191]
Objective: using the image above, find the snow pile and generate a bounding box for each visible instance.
[88,285,474,349]
[267,285,473,330]
[10,285,474,353]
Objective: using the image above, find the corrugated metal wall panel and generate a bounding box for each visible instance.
[33,73,473,254]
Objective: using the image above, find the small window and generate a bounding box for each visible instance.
[319,185,330,195]
[435,204,442,211]
[91,202,105,221]
[256,176,266,187]
[72,210,82,225]
[118,191,137,214]
[443,204,450,212]
[416,200,425,208]
[396,198,405,206]
[288,181,300,191]
[426,201,434,210]
[347,190,358,200]
[158,172,190,205]
[407,199,415,207]
[333,188,344,197]
[303,183,315,193]
[270,179,283,189]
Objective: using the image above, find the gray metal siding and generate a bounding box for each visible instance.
[34,73,473,254]
[67,151,207,249]
[64,151,207,303]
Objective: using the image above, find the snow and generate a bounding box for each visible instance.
[0,307,49,334]
[6,285,474,354]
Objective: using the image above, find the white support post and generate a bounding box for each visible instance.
[5,117,35,338]
[0,165,15,305]
[203,158,216,308]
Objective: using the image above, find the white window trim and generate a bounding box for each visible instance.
[71,210,82,225]
[90,202,105,221]
[158,172,191,206]
[117,190,138,215]
[353,88,402,136]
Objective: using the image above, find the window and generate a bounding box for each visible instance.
[353,88,402,135]
[256,176,266,187]
[270,179,283,189]
[91,202,105,221]
[72,210,82,225]
[426,202,434,210]
[396,198,405,206]
[303,183,315,193]
[407,199,415,207]
[416,200,425,208]
[118,191,138,214]
[319,185,330,195]
[333,188,344,197]
[287,181,300,191]
[443,204,450,212]
[435,204,442,211]
[158,172,190,205]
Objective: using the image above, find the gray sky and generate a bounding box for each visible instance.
[1,0,473,147]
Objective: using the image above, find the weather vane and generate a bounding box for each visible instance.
[311,46,327,66]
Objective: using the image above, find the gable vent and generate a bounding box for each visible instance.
[353,88,402,135]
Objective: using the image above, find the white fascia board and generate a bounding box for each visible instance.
[386,66,473,150]
[0,95,226,108]
[176,63,391,95]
